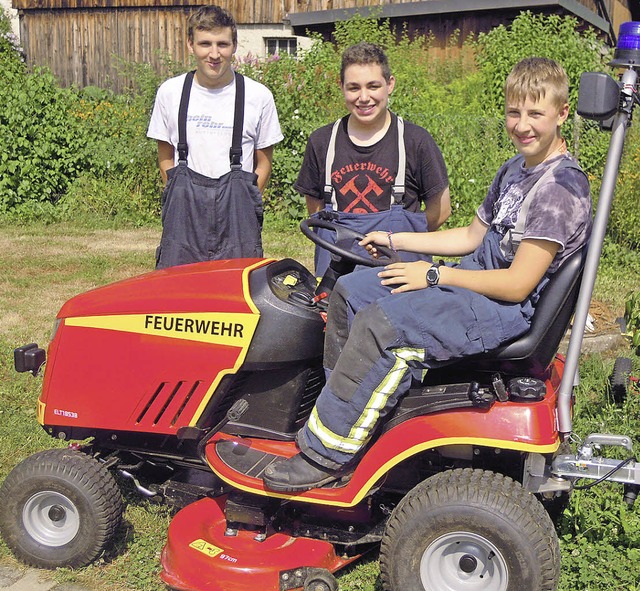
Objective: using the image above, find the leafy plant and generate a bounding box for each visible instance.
[475,11,612,112]
[0,65,88,211]
[605,123,640,249]
[624,291,640,351]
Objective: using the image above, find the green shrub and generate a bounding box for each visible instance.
[70,89,161,211]
[58,172,159,226]
[475,11,612,113]
[0,65,88,210]
[604,124,640,249]
[0,10,88,212]
[0,8,633,243]
[0,9,24,70]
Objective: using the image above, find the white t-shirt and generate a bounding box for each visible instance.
[147,72,283,179]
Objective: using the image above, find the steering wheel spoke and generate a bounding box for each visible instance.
[300,218,400,268]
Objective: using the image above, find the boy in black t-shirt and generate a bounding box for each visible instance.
[295,42,451,276]
[263,57,592,493]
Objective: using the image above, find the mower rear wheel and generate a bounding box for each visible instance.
[611,356,633,403]
[379,468,560,591]
[0,448,123,569]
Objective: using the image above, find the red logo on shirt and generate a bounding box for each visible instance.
[340,175,384,213]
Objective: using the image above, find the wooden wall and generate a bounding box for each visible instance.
[18,7,193,90]
[12,0,297,23]
[13,0,635,91]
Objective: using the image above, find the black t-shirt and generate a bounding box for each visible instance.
[294,113,449,213]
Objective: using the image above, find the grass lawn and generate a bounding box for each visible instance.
[0,218,639,591]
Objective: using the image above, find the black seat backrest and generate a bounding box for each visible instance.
[446,247,586,378]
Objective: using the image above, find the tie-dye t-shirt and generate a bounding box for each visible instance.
[476,153,592,273]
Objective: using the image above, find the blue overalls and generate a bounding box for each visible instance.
[312,117,431,277]
[298,228,543,469]
[156,72,264,269]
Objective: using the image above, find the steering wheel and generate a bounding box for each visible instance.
[300,217,401,268]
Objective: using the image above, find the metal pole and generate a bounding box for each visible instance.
[557,67,637,434]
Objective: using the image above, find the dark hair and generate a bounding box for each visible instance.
[187,5,237,45]
[505,57,569,109]
[340,42,392,84]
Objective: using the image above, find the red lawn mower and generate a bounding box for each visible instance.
[4,24,640,591]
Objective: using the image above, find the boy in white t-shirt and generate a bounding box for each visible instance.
[147,5,283,268]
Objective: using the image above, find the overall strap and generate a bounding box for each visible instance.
[177,70,195,164]
[499,156,575,258]
[229,71,245,170]
[323,119,341,206]
[391,116,406,206]
[323,115,407,208]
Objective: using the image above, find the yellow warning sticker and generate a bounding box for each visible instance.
[188,539,224,558]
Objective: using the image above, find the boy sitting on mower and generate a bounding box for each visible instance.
[263,57,593,492]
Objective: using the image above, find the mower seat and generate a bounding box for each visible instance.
[442,247,586,378]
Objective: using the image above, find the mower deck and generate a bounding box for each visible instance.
[160,495,359,591]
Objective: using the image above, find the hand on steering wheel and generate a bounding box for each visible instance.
[300,217,401,268]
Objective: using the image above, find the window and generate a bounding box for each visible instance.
[265,38,297,57]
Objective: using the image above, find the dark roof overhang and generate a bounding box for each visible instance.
[286,0,610,34]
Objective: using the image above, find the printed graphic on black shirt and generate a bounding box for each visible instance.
[330,125,400,213]
[332,162,396,213]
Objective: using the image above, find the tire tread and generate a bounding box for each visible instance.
[0,448,123,568]
[379,468,560,591]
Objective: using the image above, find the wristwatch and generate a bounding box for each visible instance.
[426,262,441,287]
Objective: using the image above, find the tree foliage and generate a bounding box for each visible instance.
[2,8,639,248]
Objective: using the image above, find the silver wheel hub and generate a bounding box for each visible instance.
[420,531,508,590]
[23,491,80,546]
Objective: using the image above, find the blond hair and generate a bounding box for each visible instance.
[504,57,568,109]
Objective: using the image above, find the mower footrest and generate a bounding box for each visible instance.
[384,382,496,432]
[215,440,348,490]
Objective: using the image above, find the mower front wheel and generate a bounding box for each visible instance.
[303,569,338,591]
[379,468,560,591]
[0,448,123,569]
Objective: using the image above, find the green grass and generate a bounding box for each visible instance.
[0,219,639,590]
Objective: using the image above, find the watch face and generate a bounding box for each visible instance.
[427,266,439,285]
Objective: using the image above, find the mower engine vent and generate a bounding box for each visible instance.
[135,381,203,429]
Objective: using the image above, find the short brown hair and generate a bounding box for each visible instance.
[504,57,569,109]
[340,42,392,84]
[188,5,237,45]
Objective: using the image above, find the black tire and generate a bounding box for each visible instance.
[0,448,124,569]
[379,468,560,591]
[611,357,633,403]
[303,569,338,591]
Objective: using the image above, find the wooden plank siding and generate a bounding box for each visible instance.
[12,0,295,22]
[12,0,635,91]
[18,7,193,89]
